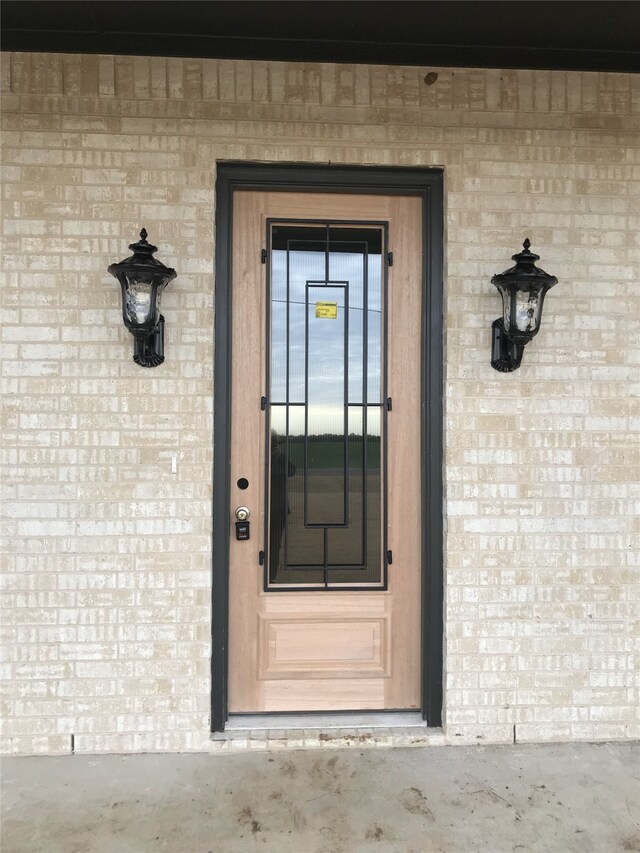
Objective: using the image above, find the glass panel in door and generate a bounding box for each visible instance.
[266,223,387,589]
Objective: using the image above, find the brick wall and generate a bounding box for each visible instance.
[1,53,638,753]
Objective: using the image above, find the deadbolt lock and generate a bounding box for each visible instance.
[235,506,250,522]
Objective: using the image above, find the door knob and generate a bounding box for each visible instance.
[235,506,250,522]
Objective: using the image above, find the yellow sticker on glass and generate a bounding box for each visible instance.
[315,301,338,319]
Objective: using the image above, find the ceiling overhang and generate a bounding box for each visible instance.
[2,1,639,74]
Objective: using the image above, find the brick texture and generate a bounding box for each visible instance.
[1,54,639,753]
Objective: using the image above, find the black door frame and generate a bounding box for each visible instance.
[211,162,444,732]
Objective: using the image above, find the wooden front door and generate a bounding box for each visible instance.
[228,191,423,713]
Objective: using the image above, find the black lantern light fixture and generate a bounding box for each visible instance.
[490,239,558,372]
[108,229,176,368]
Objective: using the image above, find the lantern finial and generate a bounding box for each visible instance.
[523,237,531,252]
[140,228,148,242]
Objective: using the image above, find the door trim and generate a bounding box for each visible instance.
[212,162,444,732]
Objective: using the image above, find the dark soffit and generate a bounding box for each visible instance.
[2,1,639,74]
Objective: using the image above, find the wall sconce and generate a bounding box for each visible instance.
[108,229,176,368]
[490,239,558,372]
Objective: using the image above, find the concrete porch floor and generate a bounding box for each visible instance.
[2,742,639,853]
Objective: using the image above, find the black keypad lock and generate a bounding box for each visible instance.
[235,520,250,540]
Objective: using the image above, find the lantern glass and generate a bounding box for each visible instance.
[122,276,165,327]
[504,286,543,337]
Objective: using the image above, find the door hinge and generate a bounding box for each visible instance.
[386,550,393,565]
[387,251,394,267]
[386,397,393,411]
[260,396,267,411]
[261,248,267,264]
[259,550,265,566]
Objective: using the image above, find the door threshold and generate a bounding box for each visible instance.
[210,712,445,750]
[225,711,426,731]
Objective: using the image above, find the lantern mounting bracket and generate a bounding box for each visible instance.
[133,315,165,368]
[491,318,524,372]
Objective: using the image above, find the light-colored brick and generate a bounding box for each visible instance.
[1,53,638,754]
